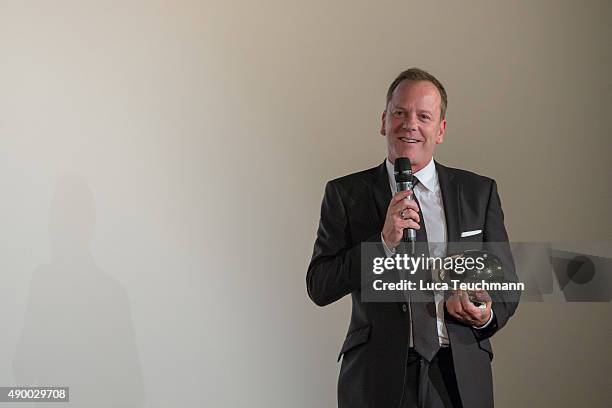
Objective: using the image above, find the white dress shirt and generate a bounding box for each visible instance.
[381,157,493,347]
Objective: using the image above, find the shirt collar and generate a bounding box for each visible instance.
[385,157,437,193]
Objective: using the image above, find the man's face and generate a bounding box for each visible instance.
[380,80,446,171]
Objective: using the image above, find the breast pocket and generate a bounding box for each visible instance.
[455,228,483,253]
[460,229,483,240]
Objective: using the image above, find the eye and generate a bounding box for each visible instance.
[392,110,406,118]
[419,113,431,121]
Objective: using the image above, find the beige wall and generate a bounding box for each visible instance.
[0,0,610,406]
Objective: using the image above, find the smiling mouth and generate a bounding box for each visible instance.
[399,137,421,144]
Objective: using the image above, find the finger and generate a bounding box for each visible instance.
[449,291,484,324]
[446,290,461,306]
[455,306,472,322]
[393,220,420,235]
[390,198,420,214]
[399,200,421,213]
[460,292,488,320]
[452,292,475,319]
[459,290,478,315]
[447,306,461,320]
[390,193,421,215]
[446,299,461,317]
[471,290,492,303]
[445,300,459,318]
[451,307,472,324]
[391,190,413,204]
[396,219,420,231]
[397,209,420,224]
[446,296,468,320]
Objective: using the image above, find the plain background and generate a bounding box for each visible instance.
[1,0,610,406]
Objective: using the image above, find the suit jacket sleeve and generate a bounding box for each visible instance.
[306,180,382,307]
[472,179,520,340]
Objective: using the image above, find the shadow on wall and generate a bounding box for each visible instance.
[13,173,144,407]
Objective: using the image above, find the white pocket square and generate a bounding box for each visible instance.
[461,229,482,237]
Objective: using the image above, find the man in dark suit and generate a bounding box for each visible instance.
[307,68,519,407]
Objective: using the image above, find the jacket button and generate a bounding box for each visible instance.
[402,304,408,312]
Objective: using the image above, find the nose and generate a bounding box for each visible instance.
[401,114,418,131]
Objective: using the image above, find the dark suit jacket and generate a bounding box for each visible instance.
[307,160,519,408]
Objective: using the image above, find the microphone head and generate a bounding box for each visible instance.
[394,157,412,183]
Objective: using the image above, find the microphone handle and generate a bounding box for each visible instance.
[403,227,416,242]
[397,183,416,243]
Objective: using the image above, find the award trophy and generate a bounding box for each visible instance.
[437,249,504,308]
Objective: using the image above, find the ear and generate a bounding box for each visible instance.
[435,118,446,144]
[380,111,387,136]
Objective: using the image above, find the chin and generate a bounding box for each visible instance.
[393,149,420,163]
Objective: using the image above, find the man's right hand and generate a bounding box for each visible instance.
[381,190,421,249]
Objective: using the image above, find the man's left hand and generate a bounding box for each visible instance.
[445,289,492,327]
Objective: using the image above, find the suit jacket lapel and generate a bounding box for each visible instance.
[371,161,392,226]
[435,161,461,245]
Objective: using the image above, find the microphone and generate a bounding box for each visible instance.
[394,157,416,244]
